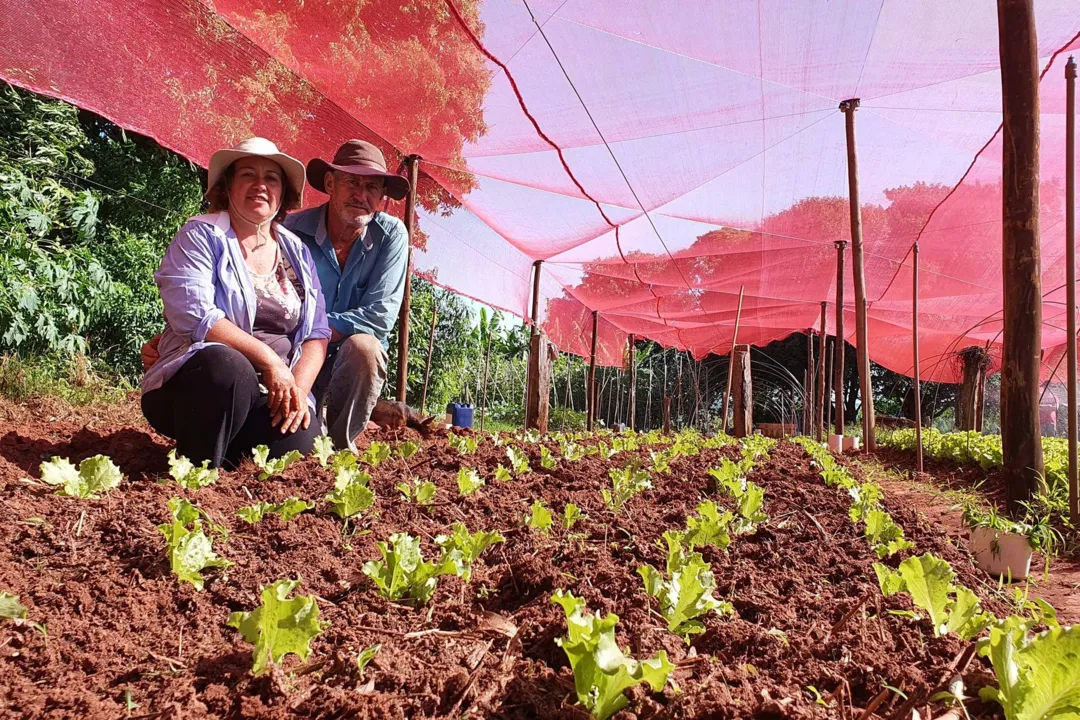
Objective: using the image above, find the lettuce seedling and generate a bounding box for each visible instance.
[329,449,357,472]
[682,500,733,551]
[0,591,27,621]
[362,533,455,604]
[448,432,479,455]
[539,446,558,470]
[435,522,505,582]
[361,441,391,467]
[356,643,380,679]
[639,532,731,638]
[603,463,651,514]
[507,446,531,475]
[252,446,303,480]
[649,448,673,474]
[525,500,554,535]
[706,459,744,494]
[312,435,334,467]
[551,590,673,720]
[397,440,421,459]
[874,553,994,640]
[40,454,122,499]
[158,497,232,591]
[718,475,768,534]
[457,467,485,496]
[494,465,513,482]
[227,578,327,676]
[237,497,313,524]
[396,478,436,505]
[167,449,217,489]
[560,440,586,462]
[237,501,275,524]
[864,509,915,558]
[325,467,375,519]
[562,503,586,530]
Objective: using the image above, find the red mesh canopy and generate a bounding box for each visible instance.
[2,0,1079,378]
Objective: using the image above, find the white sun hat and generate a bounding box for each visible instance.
[204,137,306,204]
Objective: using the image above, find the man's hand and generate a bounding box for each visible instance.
[140,333,162,371]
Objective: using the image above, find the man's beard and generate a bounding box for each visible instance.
[343,210,375,232]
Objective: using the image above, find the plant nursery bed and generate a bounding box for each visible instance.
[0,409,1014,719]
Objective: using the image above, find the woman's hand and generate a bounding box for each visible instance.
[261,359,299,425]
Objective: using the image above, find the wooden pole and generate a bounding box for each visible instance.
[997,0,1044,508]
[588,310,598,431]
[395,155,420,402]
[627,334,636,430]
[840,99,876,452]
[525,260,550,431]
[663,396,671,434]
[480,331,492,431]
[1067,54,1077,523]
[806,331,814,435]
[720,286,746,435]
[732,345,753,438]
[816,302,827,441]
[913,243,924,473]
[420,300,438,413]
[834,241,848,436]
[825,337,834,433]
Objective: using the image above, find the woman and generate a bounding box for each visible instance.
[142,137,331,468]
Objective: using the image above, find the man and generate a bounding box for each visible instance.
[283,139,410,451]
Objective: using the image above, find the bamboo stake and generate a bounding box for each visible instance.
[720,286,746,435]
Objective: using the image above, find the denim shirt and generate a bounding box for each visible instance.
[141,212,331,398]
[283,204,408,348]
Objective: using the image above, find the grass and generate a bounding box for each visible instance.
[0,353,133,406]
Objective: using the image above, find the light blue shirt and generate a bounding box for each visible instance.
[141,212,330,395]
[283,204,408,348]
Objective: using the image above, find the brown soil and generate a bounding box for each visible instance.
[0,402,1017,719]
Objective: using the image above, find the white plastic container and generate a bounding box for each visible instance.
[843,436,861,452]
[828,434,844,452]
[968,527,1033,581]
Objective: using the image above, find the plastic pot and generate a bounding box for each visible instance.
[828,434,844,452]
[968,526,1033,581]
[842,436,861,452]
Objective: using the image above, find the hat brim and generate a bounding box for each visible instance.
[307,158,410,201]
[204,148,306,206]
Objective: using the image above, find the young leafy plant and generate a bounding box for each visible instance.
[525,499,554,535]
[507,446,531,475]
[39,454,122,498]
[562,503,586,530]
[226,578,327,675]
[719,476,768,534]
[448,432,479,455]
[362,533,457,604]
[312,435,334,467]
[874,553,994,640]
[396,478,437,505]
[237,497,313,524]
[494,465,513,482]
[551,590,674,720]
[649,448,673,474]
[457,467,485,496]
[603,463,651,514]
[560,440,586,462]
[356,643,381,679]
[396,440,421,460]
[434,522,505,582]
[682,500,733,551]
[638,531,732,638]
[325,466,375,519]
[539,446,558,470]
[252,446,303,480]
[167,449,217,489]
[360,441,391,468]
[864,509,915,558]
[157,497,232,591]
[0,591,27,621]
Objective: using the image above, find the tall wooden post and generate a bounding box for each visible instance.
[825,338,834,432]
[395,155,421,402]
[420,301,438,413]
[626,334,636,430]
[587,310,598,431]
[720,286,746,435]
[997,0,1044,507]
[913,243,924,473]
[525,260,550,431]
[662,396,671,434]
[816,302,827,441]
[732,345,753,438]
[1066,55,1077,523]
[806,331,815,435]
[834,241,848,435]
[840,100,876,451]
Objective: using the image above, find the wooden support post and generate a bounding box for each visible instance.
[420,300,438,413]
[997,0,1044,507]
[825,337,834,432]
[627,334,636,431]
[663,396,671,434]
[720,286,746,435]
[396,155,420,402]
[587,310,598,431]
[957,347,989,430]
[834,241,848,436]
[816,302,827,441]
[1067,54,1077,523]
[732,345,752,438]
[913,243,924,473]
[525,261,550,431]
[806,331,815,435]
[840,99,876,452]
[976,359,987,432]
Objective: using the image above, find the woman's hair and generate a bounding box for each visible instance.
[205,162,301,223]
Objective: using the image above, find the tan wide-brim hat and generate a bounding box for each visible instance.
[205,137,306,205]
[307,139,410,200]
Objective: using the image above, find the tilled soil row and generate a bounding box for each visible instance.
[0,420,1009,719]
